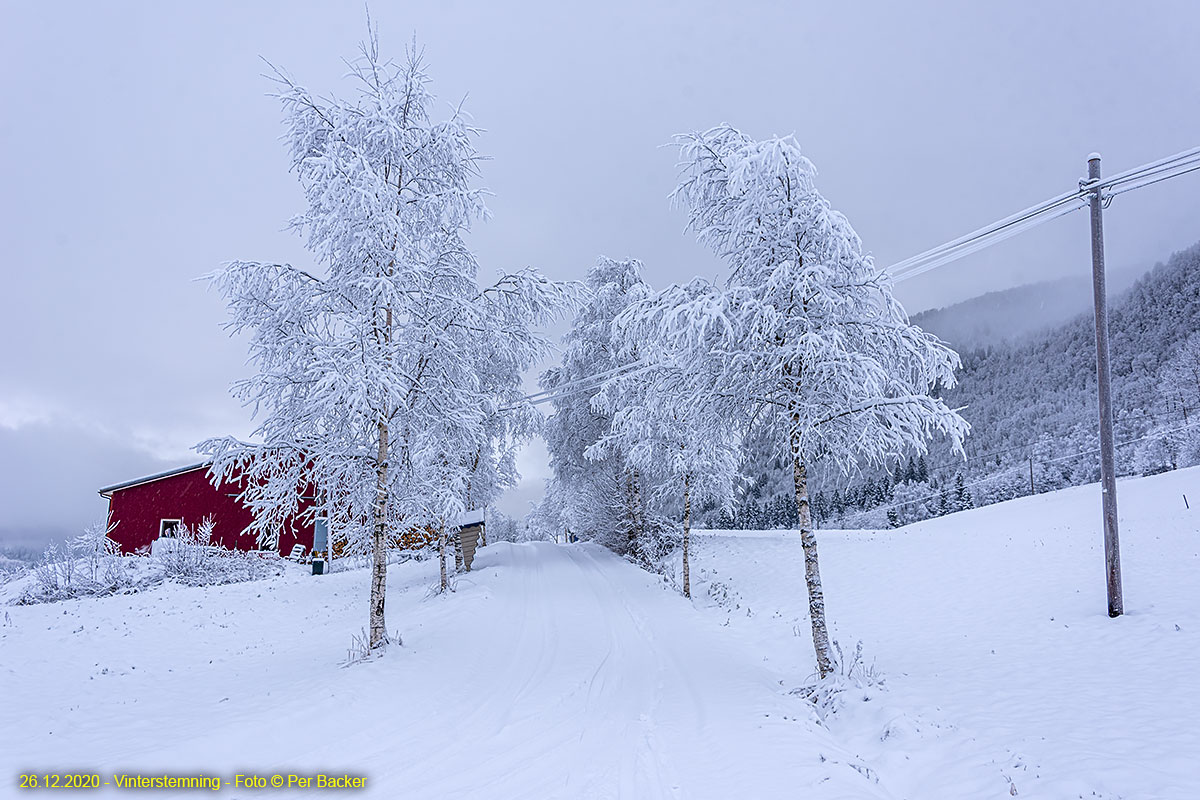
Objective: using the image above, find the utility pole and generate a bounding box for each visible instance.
[1029,457,1034,496]
[1085,153,1123,617]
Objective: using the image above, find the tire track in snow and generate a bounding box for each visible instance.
[559,544,682,800]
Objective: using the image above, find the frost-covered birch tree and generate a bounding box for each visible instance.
[199,31,567,651]
[663,126,968,678]
[592,278,743,596]
[537,257,655,551]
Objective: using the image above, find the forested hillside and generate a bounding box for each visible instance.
[943,242,1200,467]
[718,242,1200,529]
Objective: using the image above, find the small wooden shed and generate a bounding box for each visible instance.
[455,509,486,571]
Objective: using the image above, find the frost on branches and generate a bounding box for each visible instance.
[535,258,660,556]
[591,277,743,597]
[536,260,742,597]
[659,125,969,678]
[199,32,570,651]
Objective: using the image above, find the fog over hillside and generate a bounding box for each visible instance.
[911,265,1146,351]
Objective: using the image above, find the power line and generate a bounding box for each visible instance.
[1107,160,1200,199]
[500,359,655,411]
[882,146,1200,283]
[1100,146,1200,192]
[520,360,648,404]
[891,201,1086,284]
[886,191,1089,283]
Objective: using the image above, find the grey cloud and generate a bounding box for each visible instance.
[2,0,1198,531]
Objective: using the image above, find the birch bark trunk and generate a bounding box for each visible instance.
[368,417,390,649]
[438,525,449,591]
[624,470,638,557]
[682,472,692,599]
[631,468,646,560]
[792,450,834,678]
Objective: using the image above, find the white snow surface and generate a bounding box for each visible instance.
[455,507,486,527]
[4,467,1200,798]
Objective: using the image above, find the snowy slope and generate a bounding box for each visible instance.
[693,467,1200,799]
[3,467,1199,799]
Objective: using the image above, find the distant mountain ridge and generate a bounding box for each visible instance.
[939,244,1200,466]
[911,267,1145,351]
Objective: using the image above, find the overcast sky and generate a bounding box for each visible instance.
[2,1,1198,548]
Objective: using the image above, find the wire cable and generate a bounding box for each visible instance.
[507,147,1200,417]
[520,359,649,404]
[882,145,1200,284]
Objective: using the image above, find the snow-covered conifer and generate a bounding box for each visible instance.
[953,472,973,511]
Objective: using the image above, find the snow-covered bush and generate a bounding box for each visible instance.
[971,468,1029,508]
[833,505,890,531]
[1180,429,1200,468]
[624,514,679,577]
[795,639,885,721]
[886,480,937,527]
[20,522,141,604]
[14,518,282,605]
[152,516,215,579]
[483,510,521,543]
[152,517,280,587]
[1134,427,1181,476]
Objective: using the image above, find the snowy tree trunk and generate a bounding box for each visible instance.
[792,451,833,679]
[632,468,647,553]
[438,525,448,591]
[682,472,692,599]
[369,418,390,650]
[624,470,638,556]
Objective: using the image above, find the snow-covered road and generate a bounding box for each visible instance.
[2,541,887,799]
[374,543,886,798]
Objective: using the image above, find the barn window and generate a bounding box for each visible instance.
[160,519,182,538]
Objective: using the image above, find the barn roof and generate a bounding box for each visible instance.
[98,462,211,497]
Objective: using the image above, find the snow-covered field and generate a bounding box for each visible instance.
[692,468,1200,799]
[4,467,1199,799]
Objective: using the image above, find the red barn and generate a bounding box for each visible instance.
[98,463,318,558]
